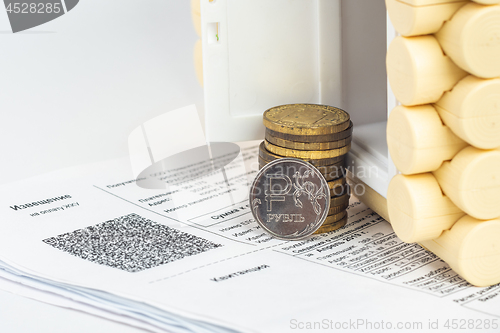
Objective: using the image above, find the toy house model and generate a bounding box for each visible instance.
[197,0,500,287]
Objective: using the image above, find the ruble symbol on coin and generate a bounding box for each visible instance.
[250,158,330,240]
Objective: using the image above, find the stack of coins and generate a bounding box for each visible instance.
[258,104,352,234]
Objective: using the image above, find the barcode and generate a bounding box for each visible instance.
[43,213,222,272]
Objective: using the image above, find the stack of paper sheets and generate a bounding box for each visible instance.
[0,142,498,333]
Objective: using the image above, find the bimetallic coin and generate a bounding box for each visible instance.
[328,177,346,190]
[258,155,269,165]
[328,202,349,216]
[330,182,349,197]
[331,191,350,208]
[320,164,346,181]
[317,164,345,181]
[264,140,351,159]
[266,132,352,151]
[324,211,347,225]
[263,104,350,135]
[266,121,353,143]
[259,154,345,181]
[259,141,345,166]
[249,158,330,240]
[314,215,347,234]
[258,164,345,182]
[259,141,344,166]
[328,177,346,196]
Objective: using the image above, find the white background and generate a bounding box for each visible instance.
[0,0,203,185]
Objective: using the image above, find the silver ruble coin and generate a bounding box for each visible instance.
[249,158,330,240]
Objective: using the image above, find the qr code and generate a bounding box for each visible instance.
[43,213,222,272]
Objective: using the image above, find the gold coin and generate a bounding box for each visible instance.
[263,104,350,135]
[324,211,347,224]
[259,154,345,172]
[328,202,349,216]
[331,183,349,197]
[266,132,352,151]
[316,164,345,180]
[314,215,347,234]
[258,141,344,166]
[328,177,346,196]
[331,191,350,207]
[320,164,345,181]
[328,177,346,189]
[259,155,345,181]
[265,140,351,159]
[266,121,353,143]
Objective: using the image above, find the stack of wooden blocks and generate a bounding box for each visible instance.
[386,0,500,287]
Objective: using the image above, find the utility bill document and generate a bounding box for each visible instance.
[0,142,499,333]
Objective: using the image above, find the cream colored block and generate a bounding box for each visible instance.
[435,3,500,78]
[473,0,500,4]
[387,105,468,174]
[400,0,500,6]
[347,171,391,222]
[433,146,500,219]
[420,215,500,287]
[387,173,466,243]
[386,35,468,106]
[399,0,466,4]
[435,76,500,149]
[191,0,201,37]
[194,39,203,86]
[386,0,468,37]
